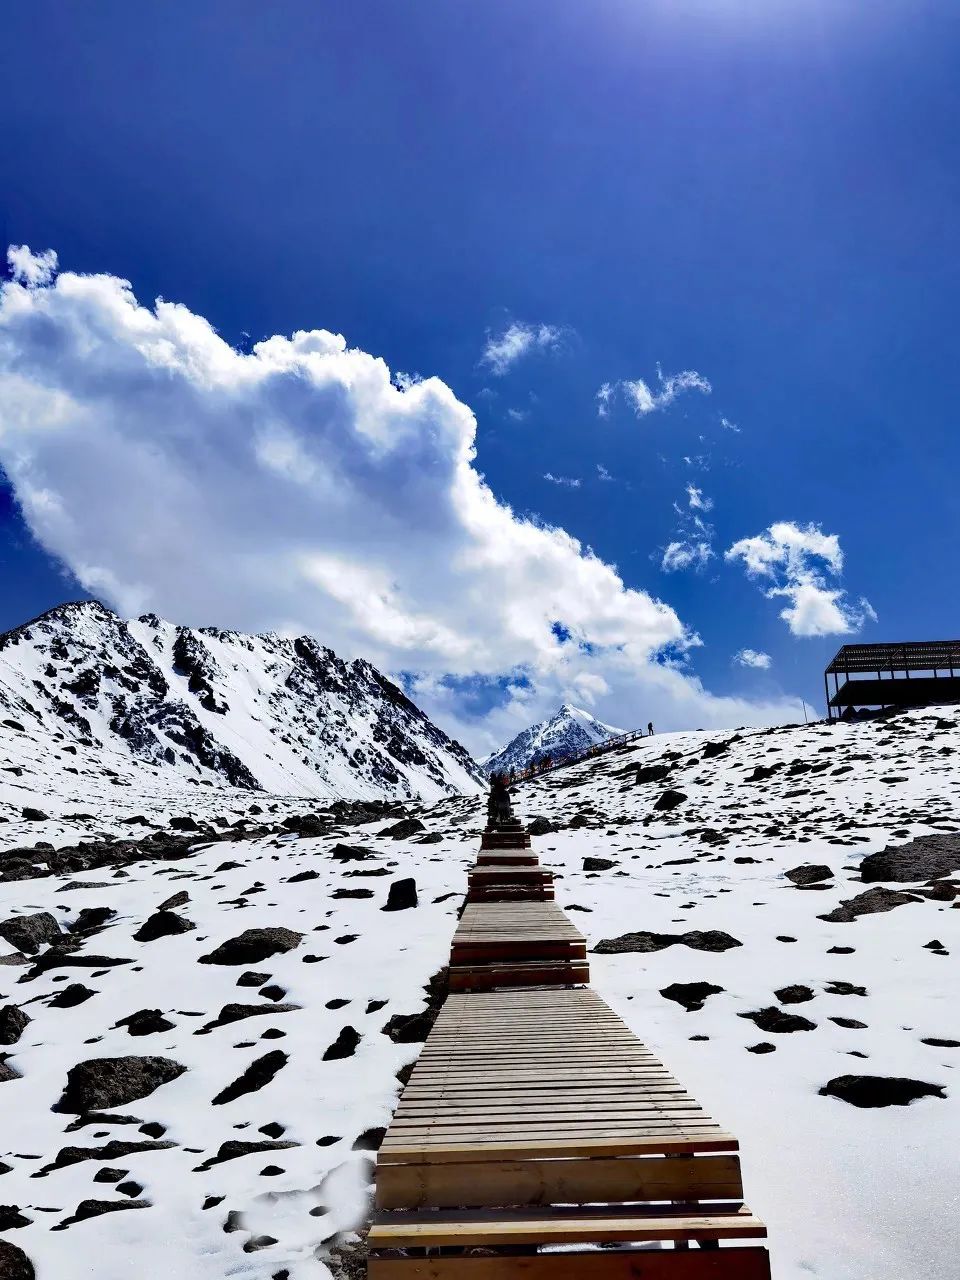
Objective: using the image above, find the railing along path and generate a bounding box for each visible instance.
[368,812,771,1278]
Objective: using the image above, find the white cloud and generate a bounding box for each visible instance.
[6,245,58,288]
[480,321,563,375]
[506,407,529,422]
[734,648,772,670]
[595,382,614,418]
[725,521,874,638]
[596,463,614,482]
[661,540,714,573]
[543,472,581,488]
[685,483,713,512]
[0,252,801,752]
[614,364,712,418]
[721,416,740,433]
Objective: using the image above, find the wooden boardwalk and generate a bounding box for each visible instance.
[369,809,771,1277]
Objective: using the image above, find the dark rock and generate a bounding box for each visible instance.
[55,1198,149,1228]
[381,1011,433,1043]
[133,911,195,943]
[260,984,286,1001]
[92,1167,127,1183]
[526,816,556,835]
[784,864,833,886]
[38,1140,175,1174]
[819,1075,945,1107]
[659,982,724,1012]
[583,857,616,872]
[323,1026,361,1060]
[48,984,96,1009]
[259,1122,285,1138]
[193,1139,297,1171]
[0,1241,35,1279]
[139,1122,166,1138]
[168,815,201,832]
[199,927,302,965]
[382,878,418,912]
[0,1007,29,1046]
[331,888,374,899]
[352,1127,386,1151]
[653,789,687,812]
[212,1050,287,1105]
[824,981,867,997]
[200,1002,300,1031]
[379,818,425,840]
[818,887,922,923]
[594,929,741,954]
[0,1056,22,1083]
[21,808,48,822]
[69,907,116,935]
[55,1056,186,1113]
[0,912,62,954]
[417,832,443,844]
[774,985,814,1005]
[286,870,319,883]
[116,1180,143,1197]
[738,1006,816,1034]
[829,1016,867,1029]
[115,1009,175,1037]
[921,1038,959,1048]
[746,1043,776,1054]
[329,844,376,862]
[0,1206,31,1229]
[157,891,189,911]
[860,834,960,883]
[236,971,271,987]
[633,764,671,784]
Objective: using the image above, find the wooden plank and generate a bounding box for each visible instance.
[375,1153,744,1209]
[377,1134,740,1163]
[368,1247,771,1280]
[369,1206,767,1248]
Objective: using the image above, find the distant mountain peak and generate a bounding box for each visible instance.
[483,703,626,776]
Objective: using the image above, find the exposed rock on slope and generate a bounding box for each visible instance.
[0,601,482,802]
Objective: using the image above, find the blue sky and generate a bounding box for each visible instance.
[1,0,959,753]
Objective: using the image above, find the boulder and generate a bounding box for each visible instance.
[583,857,616,872]
[819,1075,945,1107]
[323,1026,361,1061]
[0,1240,35,1280]
[199,927,302,965]
[0,911,62,955]
[738,1007,816,1034]
[659,982,724,1012]
[818,887,921,924]
[0,1006,29,1046]
[115,1009,176,1037]
[653,789,687,812]
[379,818,425,840]
[212,1051,288,1105]
[860,834,960,883]
[382,878,418,912]
[784,864,833,886]
[55,1055,186,1113]
[133,911,195,942]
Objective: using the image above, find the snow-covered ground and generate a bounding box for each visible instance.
[2,704,958,1278]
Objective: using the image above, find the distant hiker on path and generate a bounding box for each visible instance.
[487,772,513,828]
[647,721,654,736]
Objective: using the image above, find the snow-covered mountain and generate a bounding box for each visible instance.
[482,701,626,775]
[0,601,483,803]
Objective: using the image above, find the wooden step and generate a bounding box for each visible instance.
[369,1203,768,1248]
[449,959,590,991]
[368,1247,771,1279]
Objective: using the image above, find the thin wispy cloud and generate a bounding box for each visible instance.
[685,483,713,512]
[596,463,614,482]
[725,521,876,637]
[661,540,713,573]
[480,320,564,375]
[734,648,772,670]
[543,472,581,488]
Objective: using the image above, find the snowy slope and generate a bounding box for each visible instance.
[482,701,626,775]
[0,601,483,805]
[1,705,958,1279]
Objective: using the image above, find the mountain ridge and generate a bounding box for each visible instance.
[0,599,483,802]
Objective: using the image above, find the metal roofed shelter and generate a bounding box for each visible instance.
[825,641,960,720]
